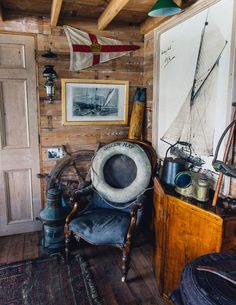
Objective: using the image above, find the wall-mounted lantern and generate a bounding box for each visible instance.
[43,65,57,103]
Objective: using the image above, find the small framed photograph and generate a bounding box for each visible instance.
[47,147,64,159]
[61,79,129,125]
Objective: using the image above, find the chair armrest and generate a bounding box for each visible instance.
[131,204,139,219]
[64,201,80,236]
[64,184,93,234]
[65,202,79,225]
[135,194,147,209]
[73,184,93,197]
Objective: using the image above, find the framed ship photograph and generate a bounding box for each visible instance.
[61,79,129,125]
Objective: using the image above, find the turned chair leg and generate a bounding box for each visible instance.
[122,243,132,282]
[65,226,71,261]
[121,205,138,282]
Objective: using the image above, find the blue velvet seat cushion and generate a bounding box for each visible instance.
[69,209,131,246]
[89,192,133,212]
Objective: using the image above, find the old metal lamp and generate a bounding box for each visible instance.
[43,64,57,103]
[148,0,182,17]
[39,188,67,249]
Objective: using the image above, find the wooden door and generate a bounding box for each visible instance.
[0,34,41,236]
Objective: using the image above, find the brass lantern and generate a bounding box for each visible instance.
[43,65,57,103]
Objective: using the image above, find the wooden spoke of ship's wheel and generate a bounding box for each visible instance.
[46,150,95,191]
[72,160,84,184]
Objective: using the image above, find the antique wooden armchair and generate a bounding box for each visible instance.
[64,140,156,282]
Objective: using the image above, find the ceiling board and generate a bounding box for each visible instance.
[1,0,198,34]
[124,0,156,12]
[63,0,107,6]
[112,10,148,25]
[61,3,105,19]
[1,0,51,16]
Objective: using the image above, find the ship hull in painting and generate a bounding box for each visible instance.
[73,102,118,117]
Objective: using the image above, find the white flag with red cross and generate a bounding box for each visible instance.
[64,26,140,71]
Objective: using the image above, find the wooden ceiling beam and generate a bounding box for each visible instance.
[0,3,3,23]
[98,0,130,31]
[51,0,63,27]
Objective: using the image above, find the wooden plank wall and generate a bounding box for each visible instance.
[0,16,145,200]
[0,15,234,199]
[37,26,144,174]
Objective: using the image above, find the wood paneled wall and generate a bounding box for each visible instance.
[37,27,144,176]
[0,15,234,199]
[0,16,145,199]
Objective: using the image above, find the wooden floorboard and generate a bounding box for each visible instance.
[0,232,168,305]
[0,236,11,264]
[23,231,40,260]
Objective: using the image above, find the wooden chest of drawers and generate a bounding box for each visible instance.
[153,177,236,299]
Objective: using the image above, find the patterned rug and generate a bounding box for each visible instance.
[0,254,102,305]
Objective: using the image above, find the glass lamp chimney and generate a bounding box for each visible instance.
[43,65,57,103]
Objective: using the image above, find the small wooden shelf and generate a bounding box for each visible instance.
[153,177,236,298]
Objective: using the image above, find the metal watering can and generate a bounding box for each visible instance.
[161,143,186,186]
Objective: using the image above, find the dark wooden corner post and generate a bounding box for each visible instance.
[122,204,139,282]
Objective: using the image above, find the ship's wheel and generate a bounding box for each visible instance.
[38,148,95,208]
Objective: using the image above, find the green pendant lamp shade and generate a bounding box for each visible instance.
[148,0,182,17]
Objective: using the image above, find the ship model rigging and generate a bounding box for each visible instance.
[161,12,228,160]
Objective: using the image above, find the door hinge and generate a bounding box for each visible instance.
[38,134,41,144]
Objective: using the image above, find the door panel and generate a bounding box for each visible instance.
[1,79,29,148]
[0,44,26,69]
[5,169,33,223]
[0,34,41,236]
